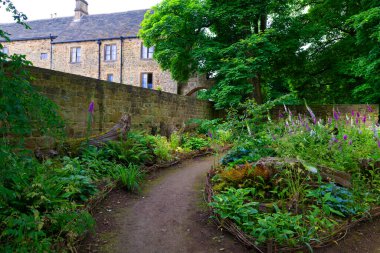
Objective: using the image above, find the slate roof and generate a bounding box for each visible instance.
[0,9,148,43]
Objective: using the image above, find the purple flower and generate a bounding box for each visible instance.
[331,137,338,143]
[306,123,311,132]
[356,117,359,125]
[378,140,380,149]
[88,101,95,113]
[343,135,348,141]
[367,105,374,113]
[357,112,360,118]
[349,140,353,145]
[279,112,284,119]
[351,110,355,117]
[207,131,213,139]
[333,110,339,121]
[362,115,367,124]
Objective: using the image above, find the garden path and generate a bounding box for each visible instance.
[79,155,248,253]
[79,155,380,253]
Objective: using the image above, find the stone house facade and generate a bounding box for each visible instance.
[0,0,179,94]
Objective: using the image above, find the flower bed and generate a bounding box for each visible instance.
[205,101,380,252]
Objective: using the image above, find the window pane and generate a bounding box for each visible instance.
[71,48,76,62]
[76,48,81,62]
[142,45,148,59]
[40,53,48,60]
[112,45,117,60]
[2,47,9,55]
[142,73,148,88]
[148,47,154,58]
[107,74,114,82]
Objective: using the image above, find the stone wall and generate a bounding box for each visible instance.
[28,66,215,143]
[3,38,178,93]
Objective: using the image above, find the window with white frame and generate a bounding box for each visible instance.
[105,44,117,61]
[141,43,154,59]
[70,47,81,63]
[107,74,114,82]
[141,73,153,89]
[40,53,48,60]
[1,47,9,55]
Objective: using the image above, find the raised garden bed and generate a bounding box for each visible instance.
[205,160,380,253]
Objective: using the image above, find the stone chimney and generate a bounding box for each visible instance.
[74,0,88,20]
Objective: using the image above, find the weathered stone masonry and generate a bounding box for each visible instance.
[28,66,215,145]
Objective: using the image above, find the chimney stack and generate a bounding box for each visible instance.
[74,0,88,21]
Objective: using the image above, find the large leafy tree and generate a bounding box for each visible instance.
[0,0,64,146]
[141,0,380,108]
[281,0,380,104]
[140,0,296,108]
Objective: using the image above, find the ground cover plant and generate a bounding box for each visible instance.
[208,100,380,251]
[0,122,222,252]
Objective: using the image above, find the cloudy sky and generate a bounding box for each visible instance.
[0,0,162,23]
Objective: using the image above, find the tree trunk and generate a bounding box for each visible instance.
[260,14,267,33]
[250,75,263,104]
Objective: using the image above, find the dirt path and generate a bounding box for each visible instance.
[79,156,248,253]
[79,155,380,253]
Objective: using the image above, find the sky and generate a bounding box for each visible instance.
[0,0,162,23]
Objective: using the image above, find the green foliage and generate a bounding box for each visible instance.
[152,135,173,162]
[103,133,153,165]
[141,0,379,107]
[210,188,331,247]
[111,164,145,192]
[182,135,210,150]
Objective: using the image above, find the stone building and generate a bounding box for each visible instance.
[0,0,181,93]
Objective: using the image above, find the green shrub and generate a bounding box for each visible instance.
[152,135,173,162]
[112,164,145,192]
[182,135,210,150]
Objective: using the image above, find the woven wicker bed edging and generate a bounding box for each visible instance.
[205,168,380,253]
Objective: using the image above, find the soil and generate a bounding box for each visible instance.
[78,155,380,253]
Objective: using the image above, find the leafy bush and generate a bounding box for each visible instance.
[209,188,322,247]
[182,135,210,150]
[104,133,153,165]
[152,135,173,162]
[112,164,145,192]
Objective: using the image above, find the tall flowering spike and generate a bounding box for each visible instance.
[356,112,360,118]
[333,110,339,121]
[305,123,311,132]
[378,140,380,149]
[356,117,359,125]
[306,105,316,124]
[343,135,348,141]
[284,104,288,114]
[351,110,355,117]
[367,105,374,113]
[362,115,367,124]
[88,101,95,114]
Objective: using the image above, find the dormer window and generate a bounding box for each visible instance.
[105,44,117,61]
[141,43,154,59]
[70,47,81,63]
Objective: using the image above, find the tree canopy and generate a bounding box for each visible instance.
[140,0,380,108]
